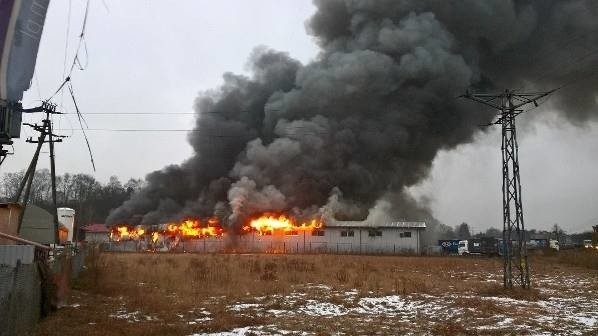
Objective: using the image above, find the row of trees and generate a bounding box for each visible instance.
[3,170,592,244]
[439,222,500,240]
[446,222,594,243]
[1,169,143,229]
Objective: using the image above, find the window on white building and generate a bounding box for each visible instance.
[400,232,412,238]
[368,229,382,237]
[341,230,354,237]
[312,229,325,236]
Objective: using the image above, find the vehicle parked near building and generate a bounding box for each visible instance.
[458,237,499,256]
[438,239,460,255]
[495,238,559,255]
[527,239,548,250]
[549,239,560,251]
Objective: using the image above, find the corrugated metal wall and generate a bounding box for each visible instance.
[0,245,35,267]
[0,263,42,336]
[0,247,88,336]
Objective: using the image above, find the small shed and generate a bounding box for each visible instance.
[82,224,110,244]
[0,203,23,244]
[19,204,56,244]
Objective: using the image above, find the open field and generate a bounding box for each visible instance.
[35,251,598,336]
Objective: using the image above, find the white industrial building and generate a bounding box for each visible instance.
[319,221,426,254]
[105,221,426,255]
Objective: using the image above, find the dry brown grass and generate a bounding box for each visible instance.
[35,252,598,336]
[556,248,598,270]
[84,253,508,299]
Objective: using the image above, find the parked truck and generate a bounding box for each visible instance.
[496,239,558,256]
[438,239,460,255]
[458,237,560,256]
[458,237,499,256]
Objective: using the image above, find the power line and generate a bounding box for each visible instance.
[67,82,96,171]
[61,109,281,115]
[63,112,197,115]
[53,127,327,136]
[54,128,244,135]
[62,0,72,81]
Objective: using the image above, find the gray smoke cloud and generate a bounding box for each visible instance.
[107,1,598,238]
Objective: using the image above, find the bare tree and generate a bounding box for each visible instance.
[1,170,143,235]
[456,222,471,239]
[485,227,502,238]
[1,171,24,200]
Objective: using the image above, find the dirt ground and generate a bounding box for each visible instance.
[35,251,598,336]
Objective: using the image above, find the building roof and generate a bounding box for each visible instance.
[0,202,24,210]
[82,224,110,233]
[19,204,54,244]
[327,221,426,229]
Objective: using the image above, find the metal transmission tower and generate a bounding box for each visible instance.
[461,89,555,289]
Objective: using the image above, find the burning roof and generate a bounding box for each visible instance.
[109,212,324,242]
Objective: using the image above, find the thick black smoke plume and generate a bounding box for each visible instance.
[107,1,598,235]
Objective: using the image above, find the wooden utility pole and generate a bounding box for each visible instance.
[14,102,65,243]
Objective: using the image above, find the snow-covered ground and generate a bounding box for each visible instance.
[60,259,597,336]
[181,272,597,335]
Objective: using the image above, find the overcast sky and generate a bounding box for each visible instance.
[1,1,597,233]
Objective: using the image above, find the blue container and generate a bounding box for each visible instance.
[438,240,460,254]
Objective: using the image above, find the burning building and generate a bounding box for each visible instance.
[105,213,426,254]
[106,1,598,245]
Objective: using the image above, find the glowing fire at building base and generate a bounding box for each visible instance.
[106,213,426,255]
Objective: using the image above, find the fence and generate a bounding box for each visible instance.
[102,239,419,255]
[0,246,87,336]
[0,262,42,336]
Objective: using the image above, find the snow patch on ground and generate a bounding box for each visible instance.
[299,300,347,316]
[228,303,262,312]
[221,275,598,335]
[353,295,416,315]
[109,306,159,323]
[190,325,309,336]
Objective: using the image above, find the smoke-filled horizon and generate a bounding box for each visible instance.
[107,0,598,234]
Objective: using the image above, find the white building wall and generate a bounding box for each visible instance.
[86,232,109,244]
[324,227,422,254]
[105,226,424,254]
[235,231,329,253]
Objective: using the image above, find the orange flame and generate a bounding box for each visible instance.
[165,218,223,238]
[110,226,145,241]
[110,218,223,242]
[109,213,322,243]
[243,213,322,235]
